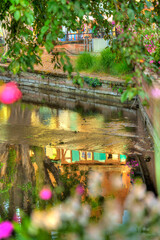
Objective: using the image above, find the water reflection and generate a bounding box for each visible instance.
[0,102,151,154]
[0,101,153,220]
[0,143,133,220]
[45,146,127,164]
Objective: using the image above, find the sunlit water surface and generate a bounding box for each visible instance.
[0,102,153,220]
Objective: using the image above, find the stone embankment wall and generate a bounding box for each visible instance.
[0,70,133,108]
[0,68,158,194]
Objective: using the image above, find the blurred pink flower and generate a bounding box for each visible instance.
[39,188,52,200]
[13,214,21,223]
[0,221,13,239]
[111,21,115,25]
[158,61,160,64]
[151,88,160,99]
[76,184,84,195]
[0,82,22,104]
[149,60,154,64]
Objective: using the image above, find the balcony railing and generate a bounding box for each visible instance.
[59,32,108,42]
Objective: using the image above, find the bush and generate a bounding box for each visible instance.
[76,52,94,71]
[100,48,116,72]
[75,48,133,78]
[110,59,133,75]
[5,174,160,240]
[83,76,102,87]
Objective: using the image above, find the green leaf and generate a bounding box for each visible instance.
[11,61,20,74]
[154,15,160,23]
[128,90,135,100]
[14,10,21,21]
[15,0,20,4]
[25,12,34,24]
[9,5,16,12]
[146,0,152,8]
[121,91,128,103]
[145,11,151,19]
[127,8,135,21]
[138,90,145,99]
[41,26,49,36]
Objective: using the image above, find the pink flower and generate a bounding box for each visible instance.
[149,60,154,64]
[158,61,160,64]
[13,214,21,223]
[0,221,13,239]
[39,188,52,200]
[76,184,84,195]
[0,82,22,104]
[111,21,115,25]
[151,88,160,99]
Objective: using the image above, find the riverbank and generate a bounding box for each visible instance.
[0,62,157,195]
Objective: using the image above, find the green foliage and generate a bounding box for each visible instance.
[73,73,84,87]
[110,59,133,75]
[153,43,160,65]
[4,181,160,240]
[83,76,102,87]
[76,52,94,71]
[76,48,133,78]
[100,48,116,72]
[0,0,159,98]
[1,55,8,63]
[55,165,88,201]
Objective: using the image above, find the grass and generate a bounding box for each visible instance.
[75,52,94,70]
[75,48,133,79]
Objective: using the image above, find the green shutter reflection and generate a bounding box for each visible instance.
[120,155,127,162]
[72,150,79,162]
[94,152,106,162]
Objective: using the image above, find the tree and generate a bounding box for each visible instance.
[0,0,159,96]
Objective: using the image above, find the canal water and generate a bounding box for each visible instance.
[0,101,154,220]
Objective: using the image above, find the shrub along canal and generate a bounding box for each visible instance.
[0,93,155,220]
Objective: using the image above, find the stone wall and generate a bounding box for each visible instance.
[0,70,134,108]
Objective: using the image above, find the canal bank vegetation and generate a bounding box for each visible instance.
[5,169,160,240]
[75,48,134,81]
[0,0,160,239]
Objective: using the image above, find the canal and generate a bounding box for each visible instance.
[0,99,155,220]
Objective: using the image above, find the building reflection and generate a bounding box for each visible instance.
[0,102,147,220]
[44,146,131,205]
[0,143,131,220]
[45,146,127,165]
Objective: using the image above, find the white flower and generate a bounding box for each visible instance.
[125,184,146,209]
[78,204,90,226]
[103,199,121,229]
[86,225,104,240]
[31,207,61,231]
[88,171,103,197]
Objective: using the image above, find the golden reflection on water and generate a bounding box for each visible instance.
[0,105,11,123]
[0,102,140,154]
[31,107,105,133]
[0,102,146,220]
